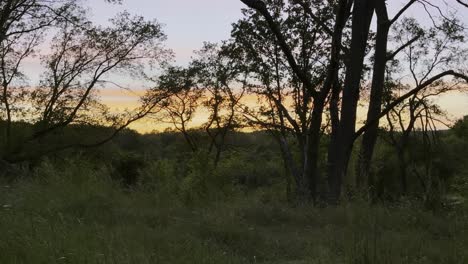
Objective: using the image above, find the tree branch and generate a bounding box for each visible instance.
[240,0,315,96]
[390,0,417,25]
[456,0,468,8]
[292,0,333,35]
[354,70,468,140]
[386,34,421,61]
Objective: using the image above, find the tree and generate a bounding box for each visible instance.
[1,9,172,163]
[1,0,81,155]
[0,0,81,43]
[155,66,202,152]
[355,0,418,191]
[235,0,342,201]
[191,42,246,166]
[239,0,468,203]
[357,7,468,197]
[325,0,374,202]
[0,21,40,152]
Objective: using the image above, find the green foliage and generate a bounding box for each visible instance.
[0,120,467,262]
[217,151,283,189]
[2,165,468,263]
[139,158,179,193]
[180,151,226,204]
[452,116,468,139]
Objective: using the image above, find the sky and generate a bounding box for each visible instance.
[90,0,245,66]
[87,0,246,132]
[85,0,468,66]
[22,0,468,133]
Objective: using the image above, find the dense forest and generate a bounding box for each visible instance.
[1,0,468,263]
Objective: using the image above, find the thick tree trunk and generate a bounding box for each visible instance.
[297,134,312,200]
[356,0,390,193]
[327,0,375,203]
[307,101,326,201]
[327,77,341,198]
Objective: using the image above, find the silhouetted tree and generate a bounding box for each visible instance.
[358,9,468,198]
[235,0,343,201]
[152,66,201,152]
[239,0,468,203]
[192,42,246,166]
[1,5,172,163]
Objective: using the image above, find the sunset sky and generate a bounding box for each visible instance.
[23,0,468,133]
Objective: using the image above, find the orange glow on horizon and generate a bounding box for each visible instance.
[100,88,468,134]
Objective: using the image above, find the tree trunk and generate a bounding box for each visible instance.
[306,101,325,201]
[327,77,341,198]
[278,136,303,196]
[327,0,375,203]
[2,79,12,152]
[356,0,390,193]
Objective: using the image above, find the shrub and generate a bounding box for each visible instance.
[180,151,230,205]
[217,152,283,189]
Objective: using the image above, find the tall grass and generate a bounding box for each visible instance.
[0,158,467,263]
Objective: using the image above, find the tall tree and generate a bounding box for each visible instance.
[1,10,172,163]
[236,0,342,201]
[357,4,468,197]
[239,0,468,203]
[326,0,374,203]
[356,0,418,192]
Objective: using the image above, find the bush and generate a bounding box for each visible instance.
[180,151,230,205]
[112,153,145,187]
[216,151,284,189]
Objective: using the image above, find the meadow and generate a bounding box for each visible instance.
[1,124,467,264]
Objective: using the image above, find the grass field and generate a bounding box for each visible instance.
[1,158,467,264]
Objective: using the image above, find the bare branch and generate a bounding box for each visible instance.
[390,0,417,25]
[386,34,421,61]
[354,71,468,140]
[456,0,468,8]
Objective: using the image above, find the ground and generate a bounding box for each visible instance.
[1,161,467,264]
